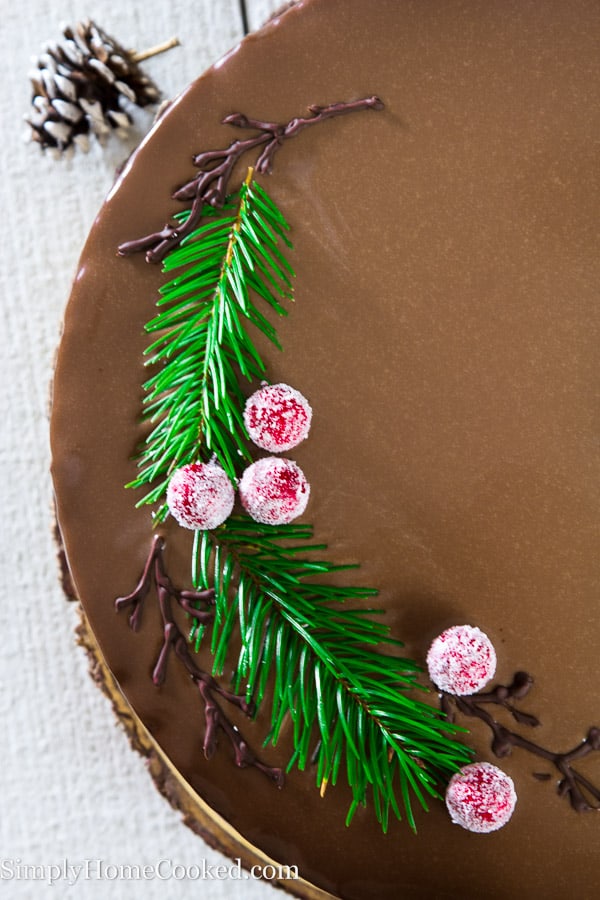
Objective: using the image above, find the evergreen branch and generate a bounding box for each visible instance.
[191,517,473,831]
[127,172,294,518]
[116,96,473,830]
[117,96,384,263]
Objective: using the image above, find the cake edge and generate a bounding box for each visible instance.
[53,519,336,900]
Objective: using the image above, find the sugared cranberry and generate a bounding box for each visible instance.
[239,457,310,525]
[244,383,312,453]
[445,762,517,833]
[166,461,235,530]
[426,625,497,695]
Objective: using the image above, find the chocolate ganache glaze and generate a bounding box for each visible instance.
[51,1,599,898]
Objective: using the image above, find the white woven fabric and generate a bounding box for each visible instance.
[1,2,282,897]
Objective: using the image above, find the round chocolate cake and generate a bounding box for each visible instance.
[51,1,599,897]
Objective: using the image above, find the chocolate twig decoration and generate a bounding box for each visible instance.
[441,672,600,812]
[117,96,384,262]
[115,535,284,786]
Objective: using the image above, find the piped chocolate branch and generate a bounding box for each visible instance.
[441,673,600,813]
[117,96,384,263]
[115,536,284,786]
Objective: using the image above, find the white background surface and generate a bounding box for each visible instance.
[1,1,291,897]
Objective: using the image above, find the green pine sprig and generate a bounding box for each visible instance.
[191,517,472,831]
[126,165,473,830]
[127,168,294,518]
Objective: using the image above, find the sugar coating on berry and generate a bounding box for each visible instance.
[167,462,235,530]
[426,625,497,695]
[445,762,517,833]
[239,457,310,525]
[244,383,312,452]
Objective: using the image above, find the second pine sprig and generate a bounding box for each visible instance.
[191,517,473,832]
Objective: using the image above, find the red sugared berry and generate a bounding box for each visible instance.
[239,457,310,525]
[166,461,235,530]
[426,625,496,695]
[244,383,312,453]
[445,762,517,833]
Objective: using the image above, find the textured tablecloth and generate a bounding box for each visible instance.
[1,2,286,897]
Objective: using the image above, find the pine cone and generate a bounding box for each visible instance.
[26,20,162,153]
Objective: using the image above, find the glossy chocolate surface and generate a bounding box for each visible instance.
[51,1,599,896]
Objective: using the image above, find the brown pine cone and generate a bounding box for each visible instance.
[26,20,162,153]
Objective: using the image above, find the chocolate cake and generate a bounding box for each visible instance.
[50,1,599,897]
